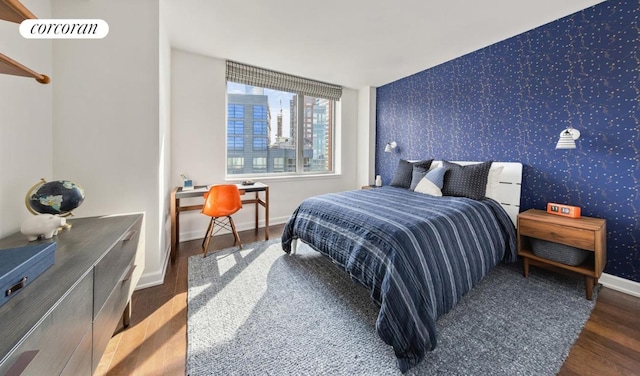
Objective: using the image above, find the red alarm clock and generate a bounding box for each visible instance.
[547,203,581,218]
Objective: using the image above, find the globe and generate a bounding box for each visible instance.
[26,179,86,216]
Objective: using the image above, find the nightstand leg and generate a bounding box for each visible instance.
[585,277,594,301]
[523,258,530,278]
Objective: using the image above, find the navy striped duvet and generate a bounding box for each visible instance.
[281,186,517,372]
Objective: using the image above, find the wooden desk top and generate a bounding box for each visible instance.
[174,182,268,199]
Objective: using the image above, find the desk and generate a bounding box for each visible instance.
[170,182,269,263]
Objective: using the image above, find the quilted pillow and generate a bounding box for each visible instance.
[390,159,433,189]
[414,166,446,196]
[442,161,493,200]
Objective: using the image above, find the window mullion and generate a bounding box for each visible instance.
[296,94,304,174]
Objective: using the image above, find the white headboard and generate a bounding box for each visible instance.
[429,161,523,226]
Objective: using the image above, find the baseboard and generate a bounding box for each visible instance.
[179,215,291,242]
[600,273,640,298]
[136,242,170,289]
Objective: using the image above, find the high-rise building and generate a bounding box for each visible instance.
[226,93,270,174]
[291,96,334,171]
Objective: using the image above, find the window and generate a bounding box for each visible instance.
[227,157,244,173]
[253,157,267,170]
[228,137,243,151]
[253,138,267,150]
[228,120,244,151]
[273,157,284,172]
[287,158,296,171]
[253,105,267,119]
[228,104,244,119]
[253,121,267,135]
[225,61,341,177]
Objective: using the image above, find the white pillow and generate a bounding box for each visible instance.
[486,165,504,199]
[414,176,443,196]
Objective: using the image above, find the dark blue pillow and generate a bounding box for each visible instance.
[442,161,493,200]
[390,159,433,189]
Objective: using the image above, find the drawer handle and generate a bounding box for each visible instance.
[6,276,28,297]
[122,265,136,283]
[5,350,39,376]
[122,230,138,242]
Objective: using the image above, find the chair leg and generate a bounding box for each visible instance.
[202,218,215,258]
[202,218,214,249]
[228,216,242,248]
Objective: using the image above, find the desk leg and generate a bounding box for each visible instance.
[170,187,179,264]
[265,186,269,240]
[254,191,259,234]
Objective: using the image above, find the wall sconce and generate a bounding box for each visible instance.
[555,127,580,150]
[385,141,398,153]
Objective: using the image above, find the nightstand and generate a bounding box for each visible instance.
[517,209,606,300]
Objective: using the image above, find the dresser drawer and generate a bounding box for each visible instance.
[0,272,92,376]
[60,325,92,376]
[92,260,135,373]
[93,218,141,317]
[518,218,595,251]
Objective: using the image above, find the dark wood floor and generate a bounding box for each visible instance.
[98,224,640,375]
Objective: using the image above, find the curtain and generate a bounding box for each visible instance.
[226,60,342,101]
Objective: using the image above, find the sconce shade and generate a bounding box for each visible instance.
[385,141,397,153]
[555,128,580,150]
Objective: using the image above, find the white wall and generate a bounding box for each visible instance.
[153,0,172,287]
[51,0,163,286]
[0,0,52,238]
[171,49,359,241]
[357,87,376,187]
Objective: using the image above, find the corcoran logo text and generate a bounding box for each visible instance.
[20,19,109,39]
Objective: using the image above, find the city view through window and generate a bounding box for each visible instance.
[226,82,334,175]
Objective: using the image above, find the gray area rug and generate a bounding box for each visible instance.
[187,239,596,375]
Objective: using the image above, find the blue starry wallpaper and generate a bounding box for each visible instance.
[375,0,639,282]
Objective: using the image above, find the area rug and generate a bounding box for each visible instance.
[187,239,596,375]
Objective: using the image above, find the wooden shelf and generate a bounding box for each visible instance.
[0,0,36,23]
[0,53,49,83]
[518,249,595,277]
[0,0,50,84]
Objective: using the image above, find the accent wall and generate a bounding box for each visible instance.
[375,0,639,282]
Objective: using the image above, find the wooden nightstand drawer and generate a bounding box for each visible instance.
[518,218,595,251]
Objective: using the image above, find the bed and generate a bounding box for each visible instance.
[281,161,522,372]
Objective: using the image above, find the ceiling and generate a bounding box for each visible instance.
[164,0,604,89]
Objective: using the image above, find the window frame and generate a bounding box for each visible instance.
[224,83,337,179]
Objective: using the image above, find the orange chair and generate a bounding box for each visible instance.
[201,184,243,257]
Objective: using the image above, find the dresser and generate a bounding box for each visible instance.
[0,214,144,376]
